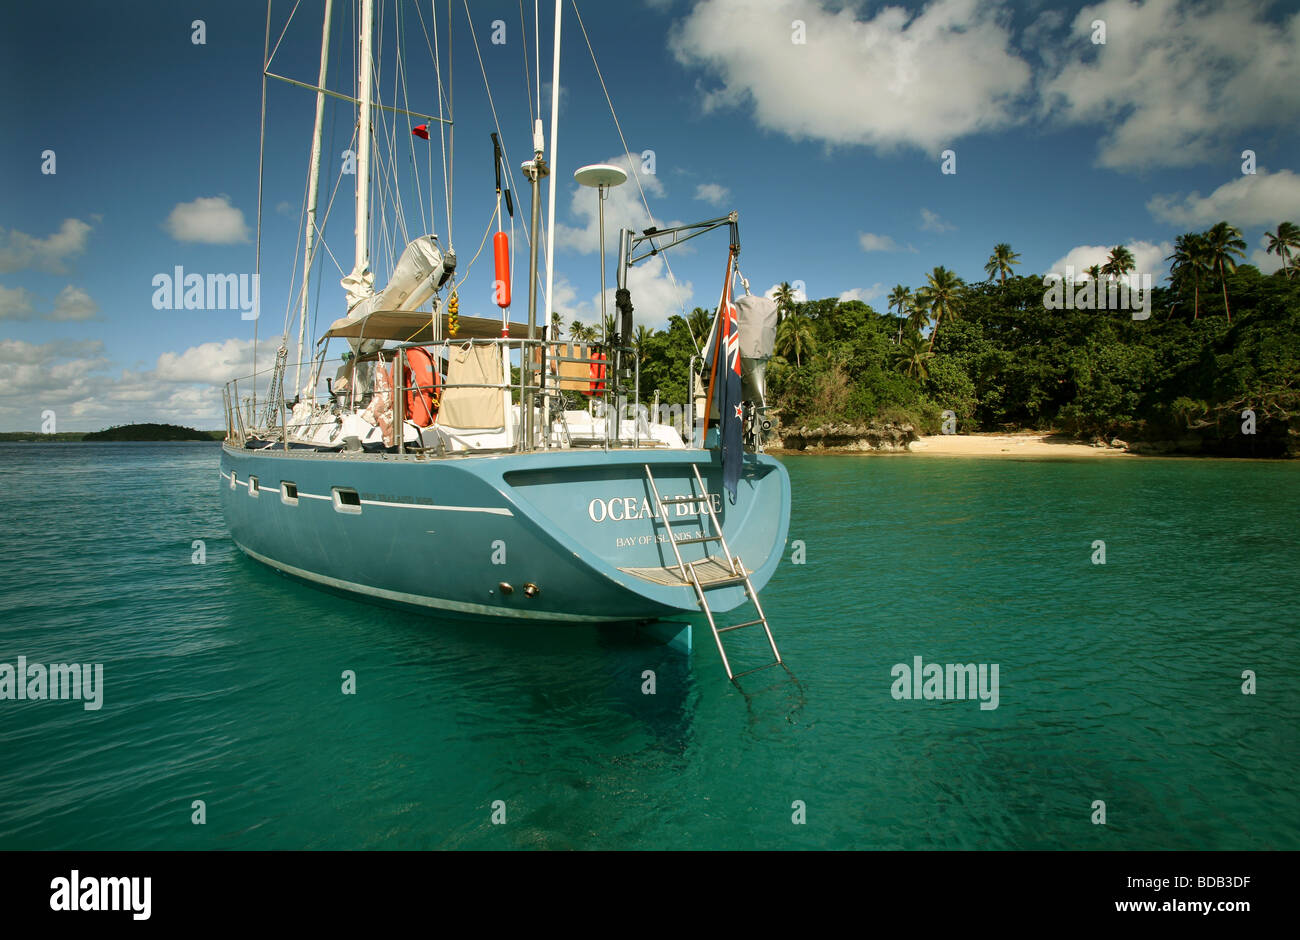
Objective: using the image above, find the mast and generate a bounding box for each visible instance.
[347,0,375,301]
[297,0,333,397]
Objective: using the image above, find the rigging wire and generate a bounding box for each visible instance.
[308,7,347,363]
[394,0,428,236]
[266,0,303,72]
[446,0,454,245]
[570,0,690,323]
[535,0,541,123]
[462,0,542,294]
[519,0,534,129]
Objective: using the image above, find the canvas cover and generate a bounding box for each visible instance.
[734,294,778,361]
[344,235,445,319]
[437,343,505,429]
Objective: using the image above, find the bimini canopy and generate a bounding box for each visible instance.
[322,309,530,344]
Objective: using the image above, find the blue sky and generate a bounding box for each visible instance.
[2,0,1298,430]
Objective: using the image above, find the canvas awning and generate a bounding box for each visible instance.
[321,309,530,343]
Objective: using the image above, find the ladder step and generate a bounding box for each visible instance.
[731,661,783,679]
[716,618,766,634]
[675,534,721,545]
[657,495,708,505]
[699,574,747,588]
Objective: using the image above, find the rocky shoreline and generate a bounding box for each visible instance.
[774,422,918,453]
[770,425,1296,458]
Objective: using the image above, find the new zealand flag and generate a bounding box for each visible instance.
[718,281,743,502]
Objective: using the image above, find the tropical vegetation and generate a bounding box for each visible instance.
[619,220,1300,457]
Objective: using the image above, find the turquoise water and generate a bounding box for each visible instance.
[1,442,1296,849]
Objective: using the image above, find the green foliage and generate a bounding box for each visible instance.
[626,243,1299,455]
[81,423,217,441]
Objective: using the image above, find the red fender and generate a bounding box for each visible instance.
[403,347,442,426]
[587,351,607,396]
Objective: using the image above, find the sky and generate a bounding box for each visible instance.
[2,0,1298,431]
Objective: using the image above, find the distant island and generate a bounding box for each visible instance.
[83,423,221,442]
[0,424,224,442]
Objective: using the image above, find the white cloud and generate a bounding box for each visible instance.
[1250,233,1286,275]
[0,284,36,320]
[764,282,807,303]
[1047,240,1172,283]
[549,255,694,333]
[163,195,251,244]
[155,337,262,384]
[859,232,899,252]
[50,285,98,321]
[622,255,694,330]
[694,182,730,206]
[839,284,887,305]
[0,283,98,321]
[670,0,1032,154]
[1040,0,1300,170]
[0,335,277,431]
[0,219,92,274]
[1146,170,1300,228]
[554,153,665,256]
[920,208,955,233]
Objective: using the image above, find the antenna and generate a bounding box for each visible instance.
[574,163,628,343]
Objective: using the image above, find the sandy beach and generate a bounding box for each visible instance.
[907,432,1134,457]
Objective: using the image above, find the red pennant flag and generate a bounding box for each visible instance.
[411,124,430,140]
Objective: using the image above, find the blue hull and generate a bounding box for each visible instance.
[219,444,790,622]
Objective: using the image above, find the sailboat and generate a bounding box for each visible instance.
[219,0,791,679]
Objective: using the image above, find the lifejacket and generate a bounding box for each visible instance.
[403,346,443,426]
[586,351,607,396]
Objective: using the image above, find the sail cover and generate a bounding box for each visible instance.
[345,235,447,319]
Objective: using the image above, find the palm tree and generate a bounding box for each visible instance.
[687,306,713,352]
[1085,264,1102,282]
[887,285,911,344]
[1205,221,1246,324]
[1101,245,1135,282]
[549,311,563,340]
[1264,221,1299,280]
[774,314,816,367]
[633,324,654,366]
[772,282,797,323]
[894,332,933,379]
[905,292,930,336]
[984,243,1021,284]
[922,267,963,351]
[1167,233,1212,320]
